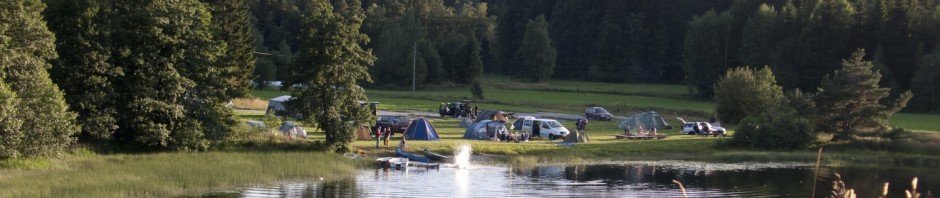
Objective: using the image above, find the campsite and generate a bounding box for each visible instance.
[5,0,940,197]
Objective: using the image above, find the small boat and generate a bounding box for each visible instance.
[395,148,431,163]
[376,157,409,169]
[423,149,452,162]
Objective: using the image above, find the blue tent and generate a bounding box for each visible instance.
[463,120,492,139]
[403,118,441,141]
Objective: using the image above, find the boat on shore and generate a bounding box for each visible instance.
[423,149,452,162]
[376,157,409,169]
[395,148,431,163]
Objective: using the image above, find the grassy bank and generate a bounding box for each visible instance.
[0,151,357,198]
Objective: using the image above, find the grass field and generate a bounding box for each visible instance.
[250,75,939,132]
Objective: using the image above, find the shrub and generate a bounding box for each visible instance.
[471,81,484,100]
[730,107,815,150]
[713,66,783,125]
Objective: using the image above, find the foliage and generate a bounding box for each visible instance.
[44,0,243,151]
[44,0,119,143]
[284,1,375,152]
[682,10,735,98]
[0,0,79,159]
[202,0,257,98]
[911,46,940,113]
[513,15,556,82]
[713,66,783,125]
[784,89,817,122]
[815,49,913,139]
[730,106,815,150]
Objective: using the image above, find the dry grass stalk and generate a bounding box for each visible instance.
[813,147,823,198]
[906,177,920,198]
[830,173,856,198]
[672,179,688,198]
[881,182,889,198]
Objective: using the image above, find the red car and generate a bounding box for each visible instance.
[584,107,613,121]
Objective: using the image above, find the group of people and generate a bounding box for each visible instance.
[374,126,392,148]
[622,125,658,136]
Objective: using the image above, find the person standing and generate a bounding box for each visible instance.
[383,127,391,146]
[375,126,382,148]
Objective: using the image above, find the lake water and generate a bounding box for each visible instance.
[205,161,938,198]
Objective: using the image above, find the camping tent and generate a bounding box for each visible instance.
[563,129,590,143]
[462,120,508,140]
[463,120,491,139]
[618,111,671,131]
[356,126,372,140]
[403,118,441,141]
[457,117,473,128]
[266,95,293,115]
[279,121,307,138]
[475,110,511,123]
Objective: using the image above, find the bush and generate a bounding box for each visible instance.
[713,66,783,125]
[470,81,484,100]
[730,107,815,150]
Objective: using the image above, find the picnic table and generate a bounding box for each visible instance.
[614,134,667,140]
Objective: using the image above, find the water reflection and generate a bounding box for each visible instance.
[210,162,938,198]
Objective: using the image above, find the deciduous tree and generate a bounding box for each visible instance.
[714,66,783,125]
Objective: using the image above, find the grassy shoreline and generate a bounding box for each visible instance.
[0,151,357,198]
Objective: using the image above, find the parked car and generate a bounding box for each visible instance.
[512,117,570,140]
[376,115,411,134]
[439,100,474,118]
[679,122,726,136]
[584,107,613,121]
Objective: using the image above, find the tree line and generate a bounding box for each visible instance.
[0,0,376,159]
[490,0,940,111]
[273,0,936,111]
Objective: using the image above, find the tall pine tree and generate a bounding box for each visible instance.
[815,49,912,139]
[0,0,78,159]
[514,15,556,82]
[202,0,257,99]
[45,0,119,144]
[682,10,734,98]
[285,0,375,152]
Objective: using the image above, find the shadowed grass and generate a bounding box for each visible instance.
[0,152,356,198]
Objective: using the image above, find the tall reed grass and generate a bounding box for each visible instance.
[0,152,356,198]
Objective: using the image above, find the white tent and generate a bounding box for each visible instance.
[266,95,293,115]
[279,121,307,138]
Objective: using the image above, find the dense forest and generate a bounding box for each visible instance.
[251,0,940,111]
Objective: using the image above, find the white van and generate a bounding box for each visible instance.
[512,117,570,139]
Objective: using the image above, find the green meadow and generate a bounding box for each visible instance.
[252,76,939,132]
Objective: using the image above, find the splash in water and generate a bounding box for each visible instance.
[454,144,472,169]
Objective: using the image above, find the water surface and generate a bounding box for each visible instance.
[207,161,937,197]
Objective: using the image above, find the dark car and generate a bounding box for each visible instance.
[376,115,411,134]
[584,107,613,121]
[439,101,475,118]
